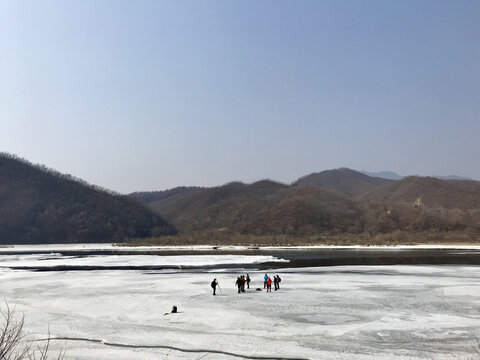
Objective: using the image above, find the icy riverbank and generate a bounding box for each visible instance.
[2,244,480,270]
[2,243,480,252]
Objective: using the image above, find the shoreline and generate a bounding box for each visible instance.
[2,244,480,270]
[1,242,480,252]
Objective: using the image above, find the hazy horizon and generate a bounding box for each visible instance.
[1,1,479,193]
[2,152,477,194]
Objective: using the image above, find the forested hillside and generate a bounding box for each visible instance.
[360,176,480,209]
[0,153,176,244]
[131,169,480,245]
[2,151,476,246]
[293,168,392,197]
[130,187,204,213]
[147,180,365,235]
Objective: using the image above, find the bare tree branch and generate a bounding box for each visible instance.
[0,303,65,360]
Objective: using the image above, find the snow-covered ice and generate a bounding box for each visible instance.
[1,256,480,359]
[0,253,288,269]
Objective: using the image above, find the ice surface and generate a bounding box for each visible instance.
[0,254,288,269]
[1,259,480,359]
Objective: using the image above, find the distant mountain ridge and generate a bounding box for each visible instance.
[434,175,472,181]
[360,170,472,181]
[293,168,392,197]
[361,170,403,180]
[0,153,176,244]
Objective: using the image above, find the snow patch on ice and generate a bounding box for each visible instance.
[0,254,288,269]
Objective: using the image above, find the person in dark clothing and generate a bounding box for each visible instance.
[246,274,251,289]
[164,306,179,316]
[235,276,242,293]
[276,275,281,289]
[273,276,279,291]
[211,279,218,295]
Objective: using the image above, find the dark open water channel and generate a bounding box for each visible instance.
[1,247,480,271]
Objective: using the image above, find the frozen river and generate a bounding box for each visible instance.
[1,246,480,359]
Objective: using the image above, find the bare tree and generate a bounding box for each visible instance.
[0,303,65,360]
[473,337,480,357]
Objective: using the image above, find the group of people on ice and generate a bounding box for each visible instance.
[210,273,281,295]
[235,274,251,293]
[263,273,281,292]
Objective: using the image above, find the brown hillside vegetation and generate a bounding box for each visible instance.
[293,168,392,197]
[130,186,204,212]
[364,201,480,234]
[0,153,176,244]
[150,180,366,235]
[361,176,480,209]
[2,150,477,245]
[138,177,480,243]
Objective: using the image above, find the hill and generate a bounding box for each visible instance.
[143,180,367,235]
[361,170,403,180]
[360,170,472,181]
[361,176,480,209]
[130,187,204,204]
[0,153,176,244]
[131,175,480,244]
[293,168,392,197]
[435,175,472,181]
[130,187,205,213]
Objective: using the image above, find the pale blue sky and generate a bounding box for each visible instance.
[1,1,479,193]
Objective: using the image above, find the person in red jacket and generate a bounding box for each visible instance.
[266,277,272,292]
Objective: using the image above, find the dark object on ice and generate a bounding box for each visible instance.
[165,306,178,315]
[211,278,218,295]
[235,276,242,293]
[256,288,262,291]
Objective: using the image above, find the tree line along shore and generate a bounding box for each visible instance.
[121,230,479,247]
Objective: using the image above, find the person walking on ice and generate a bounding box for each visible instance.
[276,274,281,289]
[235,276,243,293]
[264,273,268,289]
[246,274,251,289]
[266,276,272,292]
[211,278,218,296]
